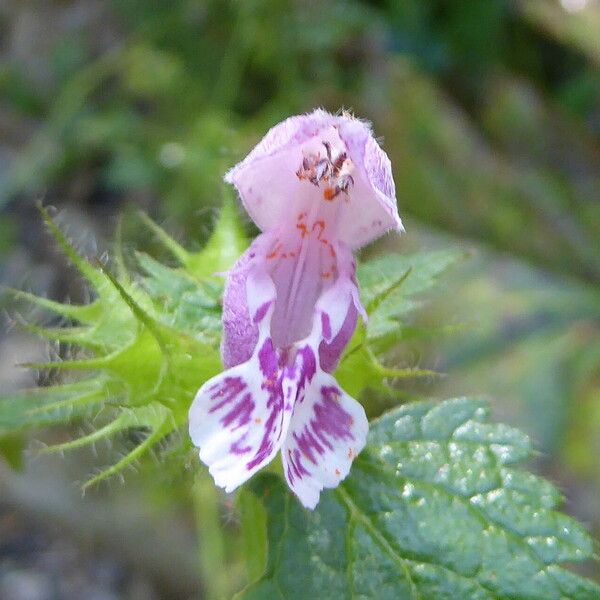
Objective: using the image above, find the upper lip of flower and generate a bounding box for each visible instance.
[224,110,403,249]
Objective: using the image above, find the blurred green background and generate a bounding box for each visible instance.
[0,0,598,598]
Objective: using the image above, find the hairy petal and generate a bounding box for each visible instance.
[220,250,257,368]
[317,242,365,372]
[224,109,403,249]
[282,343,368,509]
[190,330,290,492]
[224,109,338,231]
[335,118,404,247]
[191,270,286,492]
[221,234,277,368]
[318,301,357,373]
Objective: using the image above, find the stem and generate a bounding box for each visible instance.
[192,471,230,600]
[237,488,267,583]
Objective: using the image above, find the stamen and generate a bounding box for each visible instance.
[296,141,355,199]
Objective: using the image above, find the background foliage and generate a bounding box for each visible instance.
[0,0,598,598]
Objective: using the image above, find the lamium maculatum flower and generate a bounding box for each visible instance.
[189,109,403,508]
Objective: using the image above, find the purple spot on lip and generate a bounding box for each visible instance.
[286,384,355,478]
[258,338,278,377]
[295,346,317,398]
[253,300,272,324]
[321,312,332,340]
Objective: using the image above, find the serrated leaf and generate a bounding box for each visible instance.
[53,402,175,490]
[240,398,600,600]
[183,198,248,278]
[336,322,436,404]
[137,251,222,337]
[0,209,222,477]
[0,378,109,434]
[140,198,248,279]
[357,250,462,347]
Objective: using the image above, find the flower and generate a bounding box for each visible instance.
[189,109,403,508]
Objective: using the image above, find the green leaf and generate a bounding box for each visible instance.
[0,378,109,434]
[183,197,248,278]
[139,198,248,279]
[0,433,25,470]
[336,322,437,404]
[358,250,463,346]
[238,487,268,582]
[137,251,222,339]
[0,208,223,480]
[239,398,600,600]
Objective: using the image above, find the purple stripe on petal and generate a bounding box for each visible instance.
[258,338,278,378]
[221,392,255,430]
[295,346,317,393]
[293,429,325,465]
[208,377,247,413]
[281,365,368,509]
[246,338,286,471]
[246,422,277,470]
[286,447,310,485]
[189,330,293,494]
[230,435,253,455]
[286,384,355,479]
[314,386,355,442]
[321,312,332,340]
[253,300,272,324]
[319,300,358,373]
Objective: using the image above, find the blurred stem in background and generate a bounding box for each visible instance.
[193,470,232,600]
[237,488,267,584]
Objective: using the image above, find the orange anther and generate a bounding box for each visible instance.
[323,187,336,200]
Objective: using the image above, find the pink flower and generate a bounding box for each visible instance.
[189,109,403,508]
